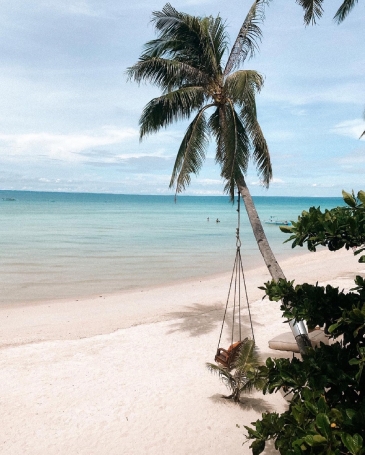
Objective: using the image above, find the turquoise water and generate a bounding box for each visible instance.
[0,190,343,304]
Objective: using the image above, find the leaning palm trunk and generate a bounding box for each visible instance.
[237,177,311,355]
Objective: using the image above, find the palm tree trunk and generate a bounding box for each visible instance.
[237,177,311,355]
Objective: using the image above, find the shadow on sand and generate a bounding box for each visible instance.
[209,395,280,454]
[209,393,274,414]
[166,302,254,338]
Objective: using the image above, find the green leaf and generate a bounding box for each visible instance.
[357,190,365,205]
[358,255,365,263]
[251,439,265,455]
[312,434,328,445]
[341,433,364,455]
[328,322,340,333]
[303,434,327,446]
[342,190,357,207]
[279,226,293,234]
[316,413,331,439]
[303,400,318,415]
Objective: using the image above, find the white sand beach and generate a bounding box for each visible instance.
[0,248,361,455]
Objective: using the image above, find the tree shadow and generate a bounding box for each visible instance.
[209,395,281,454]
[209,393,274,414]
[166,302,255,338]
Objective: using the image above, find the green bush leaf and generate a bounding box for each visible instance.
[342,190,357,207]
[316,413,331,439]
[304,434,327,446]
[341,433,364,454]
[357,190,365,205]
[279,226,293,233]
[251,439,265,455]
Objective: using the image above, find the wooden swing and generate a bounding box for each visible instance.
[215,190,255,369]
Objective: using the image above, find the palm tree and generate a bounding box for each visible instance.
[206,339,265,402]
[295,0,361,24]
[127,1,311,355]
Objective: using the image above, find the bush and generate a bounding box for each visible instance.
[245,191,365,455]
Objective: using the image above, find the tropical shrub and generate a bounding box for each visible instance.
[245,191,365,455]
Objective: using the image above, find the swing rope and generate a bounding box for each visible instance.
[216,189,255,352]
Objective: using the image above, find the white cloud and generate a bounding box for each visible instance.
[0,126,139,162]
[35,0,105,17]
[331,119,365,140]
[263,82,365,107]
[249,177,284,186]
[199,178,222,186]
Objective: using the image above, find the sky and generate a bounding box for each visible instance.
[0,0,364,197]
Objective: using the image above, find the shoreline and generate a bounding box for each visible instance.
[0,248,360,348]
[1,244,310,308]
[0,241,310,307]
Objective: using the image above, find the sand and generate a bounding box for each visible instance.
[0,248,361,455]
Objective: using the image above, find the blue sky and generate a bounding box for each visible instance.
[0,0,364,197]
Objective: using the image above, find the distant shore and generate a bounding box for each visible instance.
[0,248,361,454]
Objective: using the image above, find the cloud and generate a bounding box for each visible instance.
[331,119,365,140]
[262,81,365,107]
[0,126,139,162]
[249,177,284,186]
[198,178,222,186]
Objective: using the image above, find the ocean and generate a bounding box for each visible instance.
[0,190,344,305]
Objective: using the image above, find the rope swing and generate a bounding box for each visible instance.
[214,189,255,369]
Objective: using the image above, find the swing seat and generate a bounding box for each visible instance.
[215,338,248,369]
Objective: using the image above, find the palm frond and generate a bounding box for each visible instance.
[224,70,264,107]
[334,0,358,23]
[224,0,270,75]
[240,102,272,187]
[296,0,324,25]
[139,87,205,139]
[127,56,208,91]
[149,3,224,78]
[207,15,229,68]
[206,363,236,391]
[233,339,260,371]
[210,105,251,200]
[170,106,212,194]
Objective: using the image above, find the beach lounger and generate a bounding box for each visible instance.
[268,329,329,353]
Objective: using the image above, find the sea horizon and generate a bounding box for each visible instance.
[1,188,345,198]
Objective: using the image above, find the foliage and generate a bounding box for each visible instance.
[127,2,271,200]
[294,0,361,25]
[280,190,365,262]
[206,339,266,402]
[245,190,365,454]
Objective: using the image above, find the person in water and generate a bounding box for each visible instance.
[216,218,220,223]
